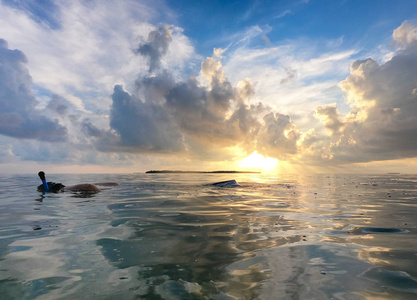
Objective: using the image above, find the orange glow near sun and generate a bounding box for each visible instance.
[239,151,279,172]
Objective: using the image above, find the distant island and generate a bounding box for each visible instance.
[145,170,261,174]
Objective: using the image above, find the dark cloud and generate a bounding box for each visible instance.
[110,85,184,152]
[79,25,303,161]
[81,120,107,139]
[91,52,269,159]
[105,75,262,157]
[135,70,176,105]
[135,25,173,72]
[164,76,240,144]
[0,39,67,142]
[47,94,69,116]
[84,26,273,159]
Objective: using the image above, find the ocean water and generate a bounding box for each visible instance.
[0,173,417,300]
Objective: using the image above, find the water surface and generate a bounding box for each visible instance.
[0,173,416,299]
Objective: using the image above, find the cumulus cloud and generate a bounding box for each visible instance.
[0,39,67,141]
[315,103,343,136]
[2,0,417,172]
[110,84,184,152]
[392,21,417,47]
[0,1,201,169]
[135,25,173,72]
[307,21,417,164]
[83,25,285,160]
[82,19,417,168]
[257,112,299,157]
[91,22,417,166]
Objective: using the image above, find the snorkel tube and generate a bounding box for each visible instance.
[38,171,49,192]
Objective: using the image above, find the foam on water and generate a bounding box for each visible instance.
[0,173,417,299]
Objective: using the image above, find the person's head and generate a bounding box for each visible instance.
[37,171,65,193]
[38,171,46,180]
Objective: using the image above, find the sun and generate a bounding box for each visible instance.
[239,151,279,172]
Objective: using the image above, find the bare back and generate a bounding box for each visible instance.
[61,184,101,193]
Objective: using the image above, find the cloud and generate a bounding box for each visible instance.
[1,0,417,172]
[104,60,265,158]
[47,94,70,116]
[0,1,201,169]
[274,9,291,20]
[85,21,417,167]
[315,103,343,136]
[257,112,300,158]
[135,25,173,72]
[82,26,272,160]
[0,39,67,141]
[306,21,417,164]
[0,143,16,163]
[392,21,417,47]
[280,67,297,84]
[0,0,192,112]
[223,40,358,118]
[261,34,271,46]
[213,48,225,58]
[110,84,184,152]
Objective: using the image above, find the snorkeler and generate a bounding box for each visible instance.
[37,171,118,193]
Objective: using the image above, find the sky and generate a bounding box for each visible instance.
[0,0,417,174]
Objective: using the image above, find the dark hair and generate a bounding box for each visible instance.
[37,182,66,193]
[38,171,46,180]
